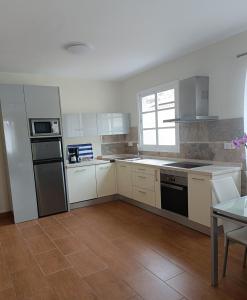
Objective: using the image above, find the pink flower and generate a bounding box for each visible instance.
[232,134,247,149]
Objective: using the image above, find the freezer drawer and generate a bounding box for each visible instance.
[33,161,67,217]
[32,138,62,161]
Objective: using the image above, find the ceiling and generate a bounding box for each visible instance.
[1,0,247,80]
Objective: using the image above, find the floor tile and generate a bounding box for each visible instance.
[43,224,71,240]
[67,248,108,278]
[47,268,97,300]
[26,287,59,300]
[114,238,184,281]
[38,217,60,228]
[84,269,136,300]
[58,215,84,230]
[25,234,55,255]
[0,288,17,300]
[35,249,71,275]
[166,272,233,300]
[1,237,33,273]
[16,220,38,230]
[19,224,44,240]
[11,264,49,300]
[54,235,88,255]
[125,270,182,300]
[0,262,13,291]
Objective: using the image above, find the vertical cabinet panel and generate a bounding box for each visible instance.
[0,85,38,223]
[62,113,97,138]
[96,163,116,197]
[24,86,61,118]
[66,166,97,203]
[116,163,133,199]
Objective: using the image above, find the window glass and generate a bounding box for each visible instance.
[157,89,175,109]
[141,94,155,112]
[158,128,176,145]
[158,109,175,127]
[142,112,156,129]
[143,129,156,145]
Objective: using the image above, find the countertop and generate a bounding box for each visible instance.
[65,156,241,176]
[65,159,110,168]
[104,156,241,176]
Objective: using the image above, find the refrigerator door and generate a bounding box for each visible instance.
[32,138,62,161]
[33,160,67,217]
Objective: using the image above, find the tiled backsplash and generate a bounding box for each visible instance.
[101,118,245,163]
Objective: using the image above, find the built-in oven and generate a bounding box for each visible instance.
[30,118,61,137]
[160,169,188,217]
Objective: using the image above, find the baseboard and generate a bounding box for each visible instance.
[0,211,12,218]
[69,195,118,210]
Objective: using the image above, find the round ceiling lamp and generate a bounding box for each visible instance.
[64,42,94,55]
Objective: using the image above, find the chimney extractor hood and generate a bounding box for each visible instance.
[164,76,218,123]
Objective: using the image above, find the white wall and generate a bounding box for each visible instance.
[0,73,121,213]
[120,30,247,126]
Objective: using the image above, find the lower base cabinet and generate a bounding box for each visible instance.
[66,165,97,203]
[96,164,116,197]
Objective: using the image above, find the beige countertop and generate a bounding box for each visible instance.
[111,157,242,176]
[65,159,110,168]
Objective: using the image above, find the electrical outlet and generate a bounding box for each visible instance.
[224,142,235,150]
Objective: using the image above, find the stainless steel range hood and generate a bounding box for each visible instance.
[164,76,218,123]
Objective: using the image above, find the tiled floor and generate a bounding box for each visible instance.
[0,200,247,299]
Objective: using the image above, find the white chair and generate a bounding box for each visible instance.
[211,177,247,277]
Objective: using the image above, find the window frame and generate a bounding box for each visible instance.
[138,81,180,153]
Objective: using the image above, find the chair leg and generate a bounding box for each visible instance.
[243,247,247,268]
[223,238,230,277]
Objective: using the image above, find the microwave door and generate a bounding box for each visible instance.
[33,121,52,135]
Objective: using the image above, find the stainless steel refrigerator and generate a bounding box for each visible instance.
[31,137,68,217]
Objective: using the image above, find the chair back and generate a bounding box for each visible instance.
[211,177,241,233]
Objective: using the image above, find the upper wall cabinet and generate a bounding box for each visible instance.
[62,113,98,138]
[97,113,130,135]
[24,86,61,119]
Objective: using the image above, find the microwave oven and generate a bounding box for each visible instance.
[30,118,61,137]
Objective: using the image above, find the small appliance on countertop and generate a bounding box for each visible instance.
[67,143,93,164]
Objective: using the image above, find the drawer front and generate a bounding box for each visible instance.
[133,172,155,191]
[133,166,155,175]
[133,187,155,207]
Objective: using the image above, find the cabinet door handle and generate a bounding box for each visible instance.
[99,166,109,170]
[191,177,205,181]
[120,165,126,168]
[75,169,86,173]
[138,190,146,194]
[138,175,146,179]
[137,168,145,171]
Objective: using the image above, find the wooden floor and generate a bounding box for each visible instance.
[0,200,247,300]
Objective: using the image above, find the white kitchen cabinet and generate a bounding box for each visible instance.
[66,165,97,203]
[188,171,241,227]
[133,187,156,207]
[96,163,116,197]
[97,113,130,135]
[62,113,97,138]
[24,86,61,119]
[116,162,133,198]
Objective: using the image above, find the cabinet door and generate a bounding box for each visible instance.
[97,113,130,135]
[96,164,116,197]
[62,114,81,138]
[188,174,211,227]
[80,113,97,136]
[0,85,38,222]
[116,163,133,198]
[66,166,97,203]
[24,86,61,118]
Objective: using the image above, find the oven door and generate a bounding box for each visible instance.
[161,182,188,217]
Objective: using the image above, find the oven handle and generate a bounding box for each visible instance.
[161,182,185,191]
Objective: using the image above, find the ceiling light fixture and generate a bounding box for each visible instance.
[64,42,94,55]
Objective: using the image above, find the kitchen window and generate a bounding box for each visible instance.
[138,81,179,152]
